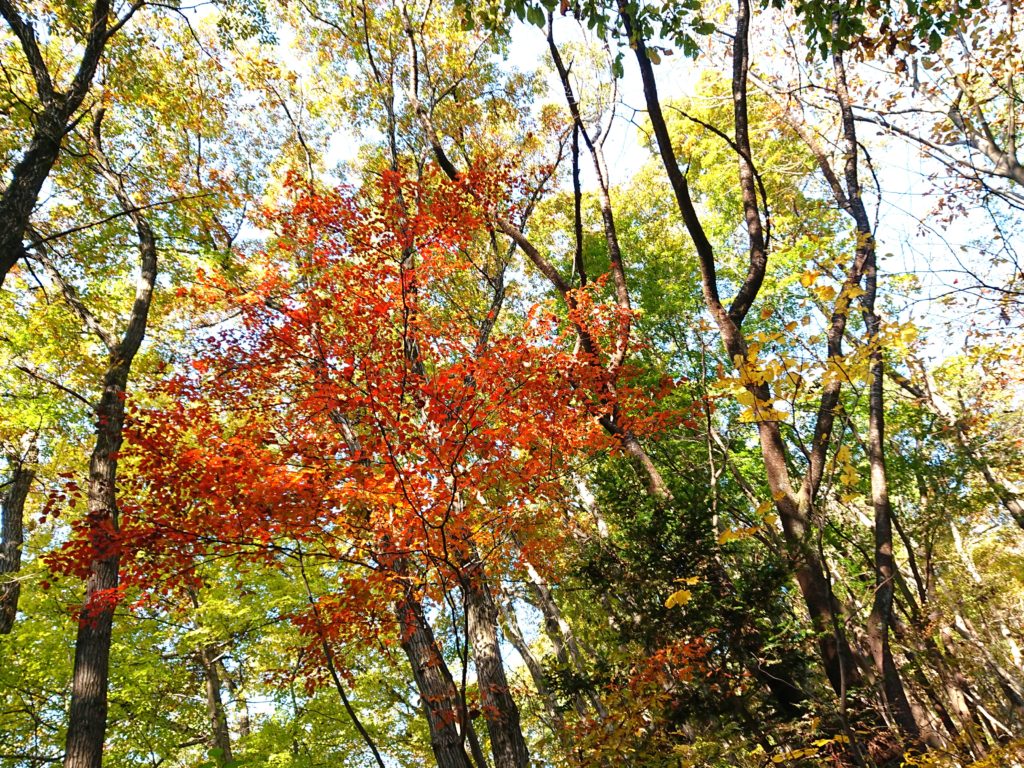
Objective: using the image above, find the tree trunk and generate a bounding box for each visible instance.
[1,449,34,633]
[461,555,530,768]
[63,367,129,768]
[864,339,921,740]
[0,107,64,287]
[830,37,922,740]
[497,595,569,732]
[63,150,157,767]
[221,662,251,739]
[616,0,863,699]
[396,590,475,768]
[199,646,233,764]
[0,0,115,289]
[519,552,604,718]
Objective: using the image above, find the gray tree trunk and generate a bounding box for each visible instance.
[396,591,475,768]
[0,449,34,633]
[461,555,529,768]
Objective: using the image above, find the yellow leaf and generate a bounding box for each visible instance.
[800,270,818,287]
[719,526,761,544]
[665,589,692,609]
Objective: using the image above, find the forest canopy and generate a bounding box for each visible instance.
[2,0,1024,766]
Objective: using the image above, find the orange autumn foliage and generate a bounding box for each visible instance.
[48,170,669,652]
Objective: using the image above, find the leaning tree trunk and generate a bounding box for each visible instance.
[616,0,863,697]
[497,593,570,735]
[396,587,475,768]
[461,552,530,768]
[1,449,34,633]
[0,107,65,287]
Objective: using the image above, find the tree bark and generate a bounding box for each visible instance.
[396,590,475,768]
[497,594,570,735]
[0,0,118,289]
[409,53,671,503]
[63,133,157,767]
[199,645,234,764]
[461,554,530,768]
[1,449,34,633]
[221,664,251,739]
[863,267,921,740]
[831,40,921,741]
[616,0,861,696]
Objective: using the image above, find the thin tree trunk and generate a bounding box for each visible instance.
[863,326,922,740]
[518,552,605,719]
[199,645,234,764]
[63,121,158,767]
[830,38,921,740]
[1,448,34,633]
[64,552,119,768]
[617,0,861,696]
[497,595,569,730]
[184,587,235,765]
[220,662,251,739]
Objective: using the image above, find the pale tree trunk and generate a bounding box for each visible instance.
[185,587,235,764]
[199,645,233,764]
[518,551,605,719]
[1,446,35,633]
[221,665,250,739]
[497,594,569,733]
